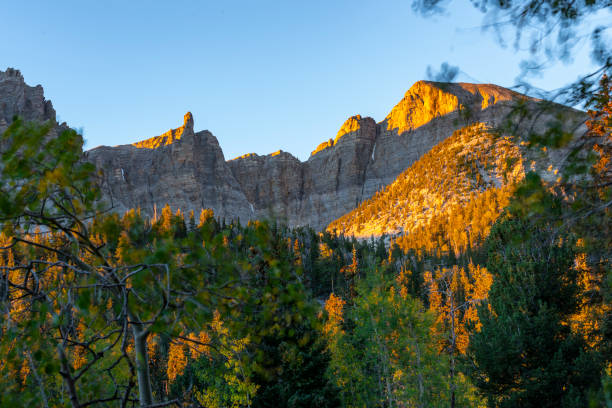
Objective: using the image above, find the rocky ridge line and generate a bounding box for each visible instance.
[1,69,577,231]
[90,80,541,230]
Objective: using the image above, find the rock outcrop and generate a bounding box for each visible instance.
[85,113,253,220]
[0,69,583,230]
[227,115,378,228]
[0,68,58,133]
[132,112,195,149]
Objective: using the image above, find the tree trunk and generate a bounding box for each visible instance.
[449,294,456,408]
[58,345,81,408]
[132,325,154,407]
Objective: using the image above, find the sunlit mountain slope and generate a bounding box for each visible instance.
[327,123,526,252]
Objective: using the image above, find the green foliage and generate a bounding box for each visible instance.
[0,118,101,235]
[248,327,340,408]
[169,221,340,408]
[326,269,456,408]
[467,216,604,408]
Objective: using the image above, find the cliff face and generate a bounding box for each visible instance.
[84,113,253,221]
[1,69,577,230]
[0,68,58,133]
[227,115,378,228]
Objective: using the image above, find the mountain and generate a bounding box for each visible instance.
[0,69,584,231]
[84,80,553,230]
[327,92,586,245]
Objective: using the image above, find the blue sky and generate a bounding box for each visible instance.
[1,1,605,160]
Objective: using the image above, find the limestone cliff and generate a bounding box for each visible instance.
[84,113,252,220]
[225,81,549,230]
[227,115,377,228]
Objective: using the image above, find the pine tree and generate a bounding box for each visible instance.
[467,217,603,407]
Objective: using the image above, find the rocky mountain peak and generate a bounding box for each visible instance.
[0,67,24,82]
[335,115,363,141]
[0,67,57,133]
[183,111,194,129]
[384,80,521,135]
[311,114,376,157]
[132,111,195,149]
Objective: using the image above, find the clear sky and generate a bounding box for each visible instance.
[1,0,605,160]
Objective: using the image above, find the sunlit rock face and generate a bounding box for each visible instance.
[300,115,378,228]
[0,68,58,133]
[132,112,195,149]
[363,81,527,198]
[88,110,381,228]
[385,81,518,135]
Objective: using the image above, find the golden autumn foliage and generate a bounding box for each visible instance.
[586,74,611,185]
[567,248,610,348]
[323,293,345,339]
[167,330,213,383]
[167,340,188,383]
[166,342,188,382]
[318,241,333,258]
[424,263,493,355]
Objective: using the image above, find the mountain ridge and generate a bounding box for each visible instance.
[0,68,581,231]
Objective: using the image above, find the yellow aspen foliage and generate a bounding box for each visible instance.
[198,208,214,227]
[349,246,358,276]
[425,264,492,355]
[19,358,30,386]
[160,204,173,233]
[188,331,211,360]
[319,242,333,258]
[396,267,412,299]
[6,249,28,320]
[293,239,302,265]
[567,250,609,347]
[148,335,158,364]
[586,74,611,185]
[340,246,359,277]
[72,323,89,371]
[323,293,345,338]
[460,263,493,332]
[167,339,188,383]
